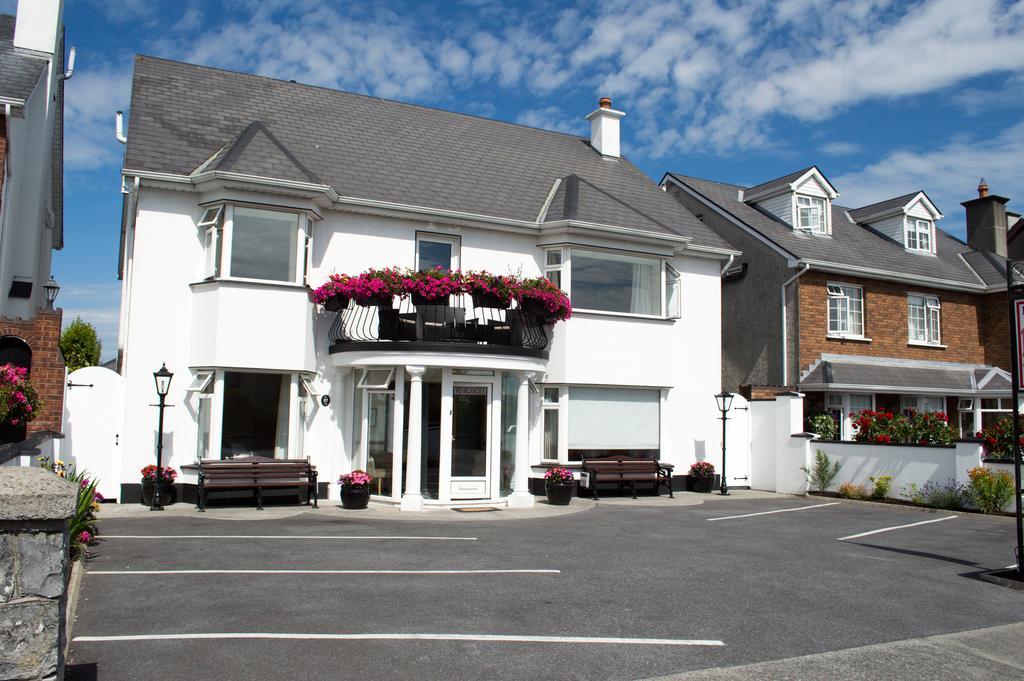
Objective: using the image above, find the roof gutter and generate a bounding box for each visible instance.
[781,263,811,385]
[791,258,990,293]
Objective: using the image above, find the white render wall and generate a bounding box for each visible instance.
[116,186,729,493]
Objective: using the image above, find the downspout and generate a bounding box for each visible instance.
[719,253,735,275]
[780,263,811,386]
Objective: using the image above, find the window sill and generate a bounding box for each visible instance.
[826,334,871,343]
[573,309,672,322]
[903,248,937,257]
[908,341,947,349]
[190,278,310,292]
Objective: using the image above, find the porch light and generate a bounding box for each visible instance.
[43,277,59,309]
[154,363,173,397]
[715,390,733,496]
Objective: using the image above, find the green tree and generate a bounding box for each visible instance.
[60,317,102,372]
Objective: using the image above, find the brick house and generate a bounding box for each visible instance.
[0,0,67,446]
[662,167,1018,439]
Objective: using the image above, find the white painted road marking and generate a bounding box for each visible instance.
[837,515,957,541]
[707,502,840,521]
[100,535,477,541]
[73,632,724,647]
[89,569,559,576]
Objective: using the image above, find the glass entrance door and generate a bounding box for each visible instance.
[450,384,490,499]
[365,391,394,497]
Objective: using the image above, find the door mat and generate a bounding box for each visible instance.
[452,506,500,513]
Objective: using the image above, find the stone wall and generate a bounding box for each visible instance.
[0,466,75,681]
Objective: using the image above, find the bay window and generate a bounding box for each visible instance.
[568,248,663,316]
[196,204,308,284]
[827,283,864,337]
[908,294,940,344]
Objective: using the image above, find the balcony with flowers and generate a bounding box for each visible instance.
[313,268,571,359]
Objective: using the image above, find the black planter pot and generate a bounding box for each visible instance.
[688,475,715,494]
[354,294,393,308]
[411,292,450,307]
[141,480,177,506]
[341,486,370,509]
[471,291,510,309]
[323,296,349,312]
[545,482,575,505]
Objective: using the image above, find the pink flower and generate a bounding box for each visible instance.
[79,531,92,544]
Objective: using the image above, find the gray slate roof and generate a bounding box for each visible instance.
[800,358,1011,394]
[847,192,922,222]
[125,56,730,250]
[667,173,992,288]
[0,15,47,102]
[745,166,814,197]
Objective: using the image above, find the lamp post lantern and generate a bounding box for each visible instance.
[715,390,734,496]
[151,363,173,511]
[43,276,59,310]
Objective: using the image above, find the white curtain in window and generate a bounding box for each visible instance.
[568,387,660,449]
[274,377,291,458]
[630,261,659,315]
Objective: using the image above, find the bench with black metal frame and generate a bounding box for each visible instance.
[196,456,318,511]
[580,454,674,500]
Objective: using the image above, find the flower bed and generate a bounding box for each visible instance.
[851,409,956,445]
[312,268,572,321]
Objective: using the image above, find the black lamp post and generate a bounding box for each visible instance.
[151,363,173,511]
[715,390,734,496]
[43,277,59,310]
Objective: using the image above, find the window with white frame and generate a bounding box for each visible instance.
[544,249,563,289]
[826,393,873,439]
[908,294,941,344]
[187,371,214,459]
[541,388,560,461]
[901,395,945,414]
[665,264,682,319]
[569,248,662,316]
[827,283,864,337]
[416,233,460,272]
[905,218,933,252]
[796,195,827,234]
[567,387,660,461]
[198,204,307,284]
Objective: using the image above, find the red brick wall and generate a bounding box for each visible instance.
[980,292,1011,370]
[797,272,992,375]
[0,310,65,433]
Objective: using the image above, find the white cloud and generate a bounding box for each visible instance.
[820,141,862,156]
[515,106,584,135]
[832,121,1024,234]
[63,64,133,171]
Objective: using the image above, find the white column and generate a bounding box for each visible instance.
[401,365,425,511]
[509,371,534,508]
[391,368,405,502]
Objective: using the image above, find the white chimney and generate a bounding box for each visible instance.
[14,0,63,54]
[585,97,625,158]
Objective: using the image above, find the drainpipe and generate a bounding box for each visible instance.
[780,263,811,386]
[719,254,735,275]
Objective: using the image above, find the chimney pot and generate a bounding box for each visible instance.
[599,97,612,109]
[978,178,989,198]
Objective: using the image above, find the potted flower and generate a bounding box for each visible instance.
[515,276,572,322]
[405,267,462,306]
[688,461,716,493]
[311,273,351,312]
[339,469,373,509]
[0,363,41,438]
[349,268,402,307]
[544,466,575,505]
[140,465,178,506]
[463,271,515,309]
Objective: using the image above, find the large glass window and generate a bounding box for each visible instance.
[567,387,660,457]
[500,373,518,495]
[220,372,290,459]
[417,234,459,272]
[901,395,945,414]
[796,195,827,234]
[827,283,864,337]
[187,372,214,459]
[230,207,299,281]
[570,249,661,315]
[908,294,941,344]
[542,388,560,461]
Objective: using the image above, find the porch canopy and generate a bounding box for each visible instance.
[799,355,1012,396]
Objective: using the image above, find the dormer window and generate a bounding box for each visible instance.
[905,218,933,252]
[796,195,827,234]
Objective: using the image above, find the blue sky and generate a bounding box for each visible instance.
[6,0,1024,359]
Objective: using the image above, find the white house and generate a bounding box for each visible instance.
[111,57,738,509]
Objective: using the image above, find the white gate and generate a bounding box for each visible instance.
[724,393,752,488]
[63,366,124,501]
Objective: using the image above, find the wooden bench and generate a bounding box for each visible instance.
[580,454,673,500]
[196,456,318,511]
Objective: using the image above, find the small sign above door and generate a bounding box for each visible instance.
[454,386,487,396]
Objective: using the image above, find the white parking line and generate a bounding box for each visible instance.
[73,632,724,647]
[707,502,839,521]
[100,535,477,541]
[89,569,559,576]
[837,515,956,541]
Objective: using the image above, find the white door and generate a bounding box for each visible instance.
[724,393,752,489]
[450,384,490,499]
[63,366,124,501]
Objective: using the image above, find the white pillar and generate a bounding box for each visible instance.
[508,371,534,508]
[401,365,425,511]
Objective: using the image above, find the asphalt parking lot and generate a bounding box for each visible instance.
[67,494,1024,681]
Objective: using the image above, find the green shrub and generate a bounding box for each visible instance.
[802,450,842,493]
[806,413,838,440]
[967,466,1015,514]
[838,482,867,499]
[905,480,967,510]
[60,317,102,373]
[869,475,893,500]
[851,409,956,445]
[65,468,101,560]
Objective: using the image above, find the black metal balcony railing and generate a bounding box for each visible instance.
[328,293,551,357]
